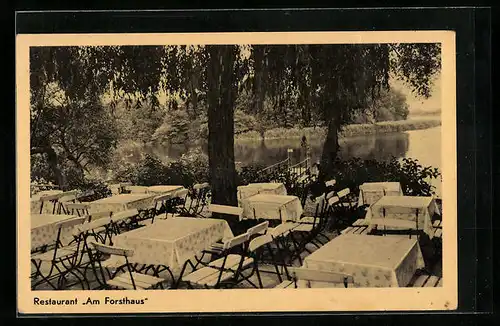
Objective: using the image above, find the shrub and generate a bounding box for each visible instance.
[236,162,309,200]
[329,157,441,196]
[118,151,209,190]
[239,157,440,200]
[236,163,268,185]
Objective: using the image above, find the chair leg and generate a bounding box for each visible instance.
[254,266,263,289]
[267,247,283,283]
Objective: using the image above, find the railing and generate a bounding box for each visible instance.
[289,157,310,179]
[258,158,290,182]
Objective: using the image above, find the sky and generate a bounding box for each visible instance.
[390,73,441,114]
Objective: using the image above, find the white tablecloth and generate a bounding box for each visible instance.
[237,183,287,201]
[113,218,233,270]
[31,214,78,250]
[365,196,440,238]
[88,194,155,213]
[358,182,404,206]
[147,185,185,195]
[303,233,425,287]
[30,190,64,214]
[241,194,303,222]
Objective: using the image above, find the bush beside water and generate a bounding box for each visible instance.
[330,157,441,197]
[33,146,440,202]
[235,119,441,141]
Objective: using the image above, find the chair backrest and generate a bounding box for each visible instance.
[208,204,243,218]
[112,209,139,222]
[269,223,293,238]
[58,190,78,203]
[173,188,189,199]
[89,210,113,221]
[325,191,336,200]
[315,194,326,205]
[223,232,250,250]
[288,267,354,287]
[40,193,62,202]
[153,193,173,203]
[327,195,340,208]
[73,217,113,236]
[325,179,336,187]
[89,241,134,257]
[126,185,149,193]
[193,182,210,190]
[248,234,273,252]
[65,203,90,210]
[337,188,350,198]
[55,216,87,228]
[247,221,269,237]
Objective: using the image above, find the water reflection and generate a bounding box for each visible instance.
[233,133,410,166]
[143,127,441,196]
[150,132,410,167]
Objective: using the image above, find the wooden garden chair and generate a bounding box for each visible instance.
[289,194,330,257]
[64,202,90,217]
[180,183,210,216]
[88,241,166,290]
[31,216,87,290]
[180,233,250,289]
[203,204,244,253]
[209,233,277,289]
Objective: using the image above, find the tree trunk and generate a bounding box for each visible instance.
[252,46,265,115]
[319,116,340,182]
[206,45,239,230]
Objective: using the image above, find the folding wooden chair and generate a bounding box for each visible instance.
[247,221,269,238]
[88,241,165,290]
[56,219,115,290]
[111,209,140,232]
[65,203,91,217]
[31,216,87,290]
[157,188,187,217]
[56,190,79,214]
[203,204,244,252]
[288,194,330,261]
[265,222,302,272]
[324,179,336,197]
[336,188,356,210]
[211,234,277,289]
[208,204,243,220]
[192,183,211,216]
[180,233,250,289]
[38,193,62,214]
[231,232,288,287]
[88,210,113,223]
[275,267,354,288]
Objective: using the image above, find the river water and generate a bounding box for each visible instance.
[149,126,442,197]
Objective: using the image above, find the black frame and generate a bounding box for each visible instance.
[11,6,493,321]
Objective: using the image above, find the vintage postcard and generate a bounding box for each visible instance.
[17,31,457,314]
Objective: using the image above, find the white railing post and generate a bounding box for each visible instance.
[287,148,293,171]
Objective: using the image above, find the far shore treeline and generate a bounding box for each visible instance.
[30,44,441,208]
